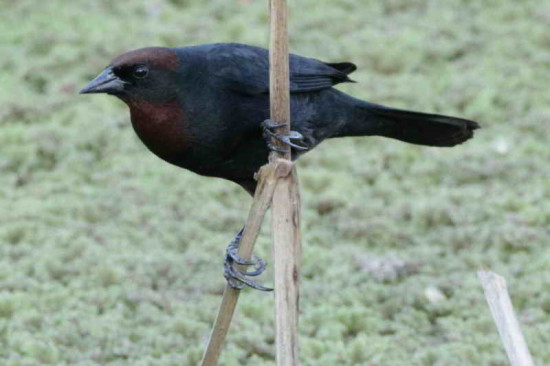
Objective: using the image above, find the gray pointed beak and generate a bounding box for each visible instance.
[79,67,127,95]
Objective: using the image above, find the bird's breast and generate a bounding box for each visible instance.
[127,99,192,161]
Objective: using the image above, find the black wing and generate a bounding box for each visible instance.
[207,43,356,95]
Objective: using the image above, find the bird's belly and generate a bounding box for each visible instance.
[128,99,191,162]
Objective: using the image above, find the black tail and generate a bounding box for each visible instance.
[340,102,480,147]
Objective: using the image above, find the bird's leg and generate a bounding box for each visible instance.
[223,227,272,291]
[262,119,309,153]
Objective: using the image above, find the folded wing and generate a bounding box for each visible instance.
[208,43,356,95]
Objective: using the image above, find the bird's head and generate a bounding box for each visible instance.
[80,47,180,103]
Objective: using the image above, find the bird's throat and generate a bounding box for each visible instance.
[126,99,191,161]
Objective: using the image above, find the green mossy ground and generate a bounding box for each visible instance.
[1,1,549,365]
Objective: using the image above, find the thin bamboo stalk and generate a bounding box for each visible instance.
[200,163,285,366]
[201,1,301,364]
[269,0,302,365]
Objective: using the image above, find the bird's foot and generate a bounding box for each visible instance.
[262,119,309,153]
[223,228,272,291]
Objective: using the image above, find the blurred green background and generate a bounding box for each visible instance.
[1,0,549,365]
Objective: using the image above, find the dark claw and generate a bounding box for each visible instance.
[226,230,259,266]
[274,133,309,151]
[224,270,245,290]
[223,227,272,291]
[224,260,272,291]
[241,258,266,277]
[262,119,309,152]
[262,119,287,130]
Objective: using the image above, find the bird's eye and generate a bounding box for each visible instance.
[132,65,149,79]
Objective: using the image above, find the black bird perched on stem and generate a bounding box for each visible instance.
[81,43,479,290]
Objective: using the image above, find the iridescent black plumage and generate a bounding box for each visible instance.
[82,42,479,195]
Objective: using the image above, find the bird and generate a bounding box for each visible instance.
[80,42,479,290]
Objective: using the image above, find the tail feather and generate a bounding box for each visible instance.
[368,106,479,147]
[340,103,480,147]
